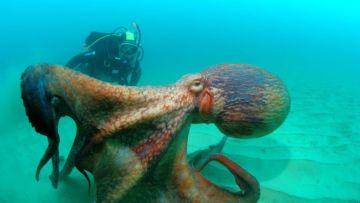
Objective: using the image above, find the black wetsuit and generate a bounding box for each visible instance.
[66,33,141,85]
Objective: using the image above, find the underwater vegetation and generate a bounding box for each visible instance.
[21,63,289,202]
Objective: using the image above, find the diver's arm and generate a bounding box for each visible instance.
[66,53,85,69]
[129,63,141,86]
[66,51,94,70]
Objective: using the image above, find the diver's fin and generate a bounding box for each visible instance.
[188,136,227,168]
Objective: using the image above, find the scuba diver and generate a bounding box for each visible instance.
[66,23,143,85]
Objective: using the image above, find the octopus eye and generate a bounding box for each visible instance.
[189,80,204,93]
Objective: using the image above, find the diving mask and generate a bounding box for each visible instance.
[118,31,139,57]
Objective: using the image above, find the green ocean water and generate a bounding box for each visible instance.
[0,0,359,202]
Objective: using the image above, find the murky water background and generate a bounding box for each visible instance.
[1,0,359,202]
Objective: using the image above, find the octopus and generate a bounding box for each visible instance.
[21,63,290,203]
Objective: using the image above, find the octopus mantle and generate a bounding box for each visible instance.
[21,63,290,203]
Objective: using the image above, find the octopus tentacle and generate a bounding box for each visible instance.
[35,137,58,181]
[49,143,60,188]
[59,128,87,179]
[197,154,260,202]
[75,155,92,194]
[21,66,61,188]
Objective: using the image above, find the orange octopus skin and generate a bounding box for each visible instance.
[199,87,213,120]
[21,63,290,203]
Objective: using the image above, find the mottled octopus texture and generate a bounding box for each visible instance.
[21,63,290,203]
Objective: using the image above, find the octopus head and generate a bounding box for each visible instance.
[190,64,291,138]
